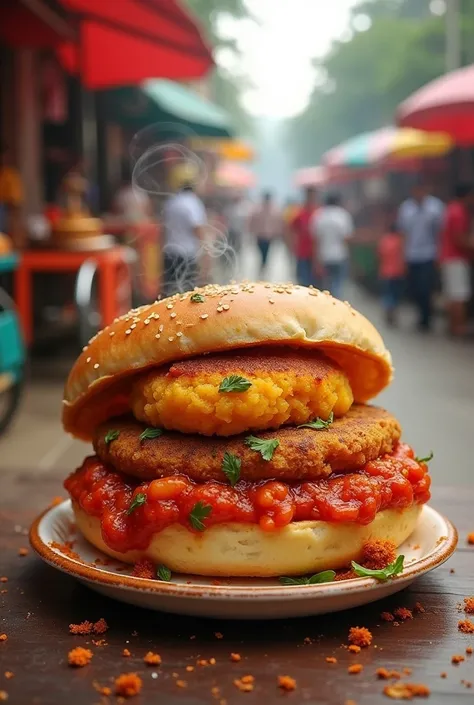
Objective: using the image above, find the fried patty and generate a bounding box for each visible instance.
[130,348,353,436]
[94,405,401,483]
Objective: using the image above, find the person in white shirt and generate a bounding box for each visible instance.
[163,163,206,295]
[310,192,353,299]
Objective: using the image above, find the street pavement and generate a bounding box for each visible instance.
[1,239,473,485]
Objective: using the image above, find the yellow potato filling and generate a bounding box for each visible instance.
[131,365,353,437]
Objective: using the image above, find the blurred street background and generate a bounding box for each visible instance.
[1,0,474,486]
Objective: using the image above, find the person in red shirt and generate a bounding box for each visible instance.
[290,186,319,286]
[439,183,474,337]
[378,223,406,326]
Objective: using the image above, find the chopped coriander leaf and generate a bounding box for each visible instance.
[104,429,120,445]
[218,375,252,393]
[189,501,212,531]
[139,427,163,443]
[298,412,334,430]
[279,570,336,586]
[157,565,172,582]
[414,451,434,464]
[190,293,205,303]
[351,554,405,581]
[245,435,280,461]
[126,492,147,515]
[222,452,241,486]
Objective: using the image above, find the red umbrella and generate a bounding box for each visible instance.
[397,64,474,145]
[0,0,213,88]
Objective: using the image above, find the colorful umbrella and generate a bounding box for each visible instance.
[397,64,474,145]
[323,127,452,170]
[214,162,256,189]
[293,166,328,188]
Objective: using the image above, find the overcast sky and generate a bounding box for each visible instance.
[216,0,361,118]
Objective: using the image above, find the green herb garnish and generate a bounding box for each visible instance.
[245,435,280,461]
[351,554,405,582]
[139,427,163,443]
[218,375,252,393]
[126,492,147,515]
[298,412,334,430]
[104,429,120,445]
[189,501,212,531]
[222,452,241,486]
[190,293,205,303]
[279,570,336,586]
[414,451,434,464]
[157,564,172,582]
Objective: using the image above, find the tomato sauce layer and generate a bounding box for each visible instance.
[65,443,431,554]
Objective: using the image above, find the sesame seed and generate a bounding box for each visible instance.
[93,363,99,369]
[159,324,164,332]
[269,299,275,304]
[82,346,87,352]
[200,314,208,320]
[109,331,115,337]
[86,357,91,363]
[170,312,177,319]
[144,320,150,325]
[168,336,174,342]
[131,324,137,329]
[177,331,183,337]
[223,304,230,310]
[125,329,131,335]
[217,307,223,313]
[166,304,173,310]
[155,334,160,339]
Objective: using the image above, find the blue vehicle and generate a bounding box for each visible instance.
[0,252,25,434]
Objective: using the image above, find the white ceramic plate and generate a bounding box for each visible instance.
[30,501,457,620]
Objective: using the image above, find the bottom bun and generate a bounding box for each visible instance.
[73,502,421,577]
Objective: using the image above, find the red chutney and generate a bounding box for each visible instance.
[65,443,431,554]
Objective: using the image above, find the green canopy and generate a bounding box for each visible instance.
[105,80,234,139]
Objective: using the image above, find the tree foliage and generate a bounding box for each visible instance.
[185,0,253,135]
[287,0,474,168]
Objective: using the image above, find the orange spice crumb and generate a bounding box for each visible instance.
[467,532,474,545]
[0,578,7,583]
[93,617,108,634]
[176,680,187,688]
[464,598,474,614]
[278,675,297,691]
[17,548,28,557]
[361,539,396,570]
[345,701,357,705]
[92,639,107,647]
[215,632,223,639]
[348,664,363,675]
[209,657,216,665]
[381,612,395,622]
[440,672,447,678]
[186,666,195,672]
[93,682,112,697]
[143,651,161,666]
[234,675,254,692]
[114,673,143,698]
[69,620,94,635]
[349,626,372,648]
[414,602,425,614]
[458,619,474,634]
[462,680,472,688]
[383,683,430,699]
[376,668,401,680]
[0,635,7,642]
[211,686,220,697]
[68,647,93,667]
[335,569,356,581]
[131,559,154,579]
[403,668,412,676]
[49,541,80,561]
[122,649,131,657]
[452,654,465,664]
[230,653,241,662]
[303,637,312,644]
[50,496,64,507]
[348,645,361,654]
[326,656,338,664]
[466,646,473,655]
[0,691,7,701]
[393,607,413,621]
[4,673,13,680]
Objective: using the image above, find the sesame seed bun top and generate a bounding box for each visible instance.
[62,282,393,440]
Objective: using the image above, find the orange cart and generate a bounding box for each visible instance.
[14,247,133,346]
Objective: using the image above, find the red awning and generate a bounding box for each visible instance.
[0,0,213,88]
[397,64,474,146]
[57,0,213,88]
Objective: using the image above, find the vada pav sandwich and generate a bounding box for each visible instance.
[63,282,431,577]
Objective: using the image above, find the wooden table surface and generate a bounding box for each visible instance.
[1,471,473,705]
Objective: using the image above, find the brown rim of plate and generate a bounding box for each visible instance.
[29,502,458,600]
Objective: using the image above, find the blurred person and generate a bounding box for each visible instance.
[397,180,445,332]
[290,186,319,286]
[113,162,153,224]
[438,183,474,337]
[0,143,24,248]
[311,192,353,299]
[378,222,406,327]
[249,191,282,273]
[162,162,206,296]
[225,193,249,256]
